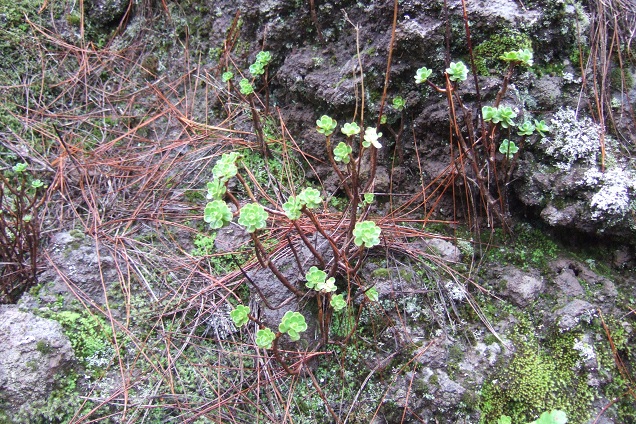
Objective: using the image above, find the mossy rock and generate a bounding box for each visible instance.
[473,29,532,76]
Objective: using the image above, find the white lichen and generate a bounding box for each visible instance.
[582,167,636,220]
[573,338,595,362]
[541,108,602,170]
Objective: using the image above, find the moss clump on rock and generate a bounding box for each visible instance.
[479,331,595,423]
[473,29,532,76]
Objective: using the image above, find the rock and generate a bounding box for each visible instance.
[415,335,449,368]
[40,231,119,306]
[428,370,465,410]
[553,299,597,331]
[85,0,128,28]
[0,306,75,417]
[419,238,462,263]
[554,267,585,297]
[500,267,545,307]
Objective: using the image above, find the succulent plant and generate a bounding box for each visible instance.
[341,122,361,137]
[333,142,353,164]
[238,203,269,233]
[204,200,233,229]
[255,328,276,349]
[353,221,381,248]
[278,311,307,341]
[316,115,337,136]
[230,305,250,327]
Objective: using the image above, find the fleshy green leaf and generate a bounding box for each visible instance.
[414,67,433,84]
[222,71,234,82]
[239,78,254,95]
[249,62,265,76]
[534,119,550,137]
[353,221,381,248]
[392,96,406,111]
[517,121,535,136]
[341,122,361,137]
[212,152,241,182]
[283,197,303,220]
[499,139,519,159]
[204,200,233,229]
[333,142,353,164]
[256,51,273,66]
[363,127,382,148]
[298,187,322,209]
[238,203,269,233]
[13,163,27,173]
[330,294,347,311]
[278,311,307,341]
[316,115,337,136]
[229,305,250,327]
[255,328,276,349]
[365,287,379,302]
[206,179,227,200]
[446,61,469,82]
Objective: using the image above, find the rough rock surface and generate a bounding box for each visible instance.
[39,231,119,305]
[500,266,545,307]
[0,306,75,415]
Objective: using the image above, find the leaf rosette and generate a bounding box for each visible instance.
[316,115,337,136]
[278,311,307,341]
[238,203,269,233]
[353,221,381,248]
[255,328,276,349]
[204,200,233,229]
[229,305,250,327]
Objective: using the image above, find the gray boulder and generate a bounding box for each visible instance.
[0,306,75,417]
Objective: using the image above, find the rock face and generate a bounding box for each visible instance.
[39,231,119,306]
[0,306,75,416]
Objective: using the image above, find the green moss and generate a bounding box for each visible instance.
[473,29,532,76]
[480,329,595,424]
[610,66,634,91]
[36,340,53,355]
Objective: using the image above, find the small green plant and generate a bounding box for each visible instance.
[283,196,303,220]
[499,139,519,159]
[238,203,268,233]
[316,115,337,136]
[392,96,406,111]
[334,142,353,163]
[212,152,241,182]
[362,127,382,148]
[305,266,336,293]
[255,51,273,66]
[414,67,433,84]
[353,221,381,248]
[483,106,517,128]
[534,120,550,136]
[362,193,375,205]
[298,187,322,208]
[330,294,347,311]
[249,62,265,76]
[230,305,251,327]
[278,311,308,341]
[222,71,234,82]
[206,179,227,200]
[446,61,469,82]
[239,78,254,95]
[204,200,233,229]
[530,410,567,424]
[517,121,535,136]
[500,48,534,67]
[365,287,379,302]
[256,328,276,349]
[341,122,361,137]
